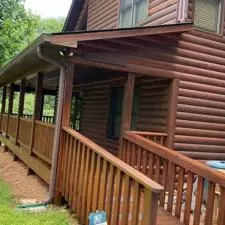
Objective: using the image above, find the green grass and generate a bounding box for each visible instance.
[0,179,72,225]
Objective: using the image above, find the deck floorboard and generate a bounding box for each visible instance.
[157,207,184,225]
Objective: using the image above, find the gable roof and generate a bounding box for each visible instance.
[62,0,86,32]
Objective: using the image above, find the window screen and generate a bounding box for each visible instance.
[194,0,222,33]
[119,0,148,28]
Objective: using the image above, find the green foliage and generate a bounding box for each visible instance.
[37,17,64,34]
[0,179,73,225]
[0,0,39,67]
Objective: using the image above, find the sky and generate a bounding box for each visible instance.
[24,0,73,18]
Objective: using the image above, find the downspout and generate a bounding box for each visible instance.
[37,46,65,204]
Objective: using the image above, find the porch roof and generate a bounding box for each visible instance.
[0,23,193,86]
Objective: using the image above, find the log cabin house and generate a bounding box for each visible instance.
[0,0,225,224]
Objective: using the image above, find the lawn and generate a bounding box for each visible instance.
[0,179,72,225]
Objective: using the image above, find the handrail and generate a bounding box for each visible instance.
[63,126,163,192]
[132,131,168,137]
[124,131,225,187]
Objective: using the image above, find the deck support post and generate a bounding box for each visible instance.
[166,79,179,148]
[119,73,135,159]
[29,72,43,155]
[0,86,7,140]
[53,63,74,205]
[16,79,26,144]
[6,84,15,138]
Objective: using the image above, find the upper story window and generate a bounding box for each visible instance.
[119,0,148,28]
[194,0,222,33]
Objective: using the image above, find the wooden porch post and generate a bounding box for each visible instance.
[0,86,7,132]
[53,63,74,204]
[6,84,15,137]
[16,79,26,144]
[166,79,179,149]
[118,73,135,158]
[29,72,43,155]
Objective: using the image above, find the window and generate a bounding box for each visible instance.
[108,86,140,139]
[119,0,148,28]
[194,0,222,33]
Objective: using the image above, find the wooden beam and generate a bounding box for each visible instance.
[52,63,74,204]
[61,64,74,126]
[1,86,7,114]
[30,73,43,155]
[166,79,179,148]
[16,79,26,143]
[119,73,135,158]
[6,84,15,136]
[34,73,44,120]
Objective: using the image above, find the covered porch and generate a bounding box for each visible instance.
[0,24,225,225]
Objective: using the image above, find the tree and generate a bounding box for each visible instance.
[37,17,65,35]
[0,0,39,67]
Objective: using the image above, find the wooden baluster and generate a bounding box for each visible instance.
[148,152,154,179]
[98,159,108,211]
[68,139,77,206]
[142,149,148,175]
[137,145,142,171]
[142,189,159,225]
[81,147,91,223]
[120,174,131,225]
[183,171,194,225]
[204,181,216,225]
[130,181,140,225]
[111,168,122,225]
[175,167,185,219]
[105,164,115,224]
[193,176,204,225]
[77,144,86,217]
[61,133,69,196]
[65,135,73,201]
[160,159,168,208]
[217,186,225,225]
[167,162,176,213]
[86,151,96,223]
[131,143,136,168]
[72,141,82,210]
[92,155,102,212]
[155,155,161,183]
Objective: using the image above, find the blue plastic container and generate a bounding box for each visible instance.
[205,161,225,169]
[89,211,107,225]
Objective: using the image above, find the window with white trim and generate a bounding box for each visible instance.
[119,0,148,28]
[194,0,222,33]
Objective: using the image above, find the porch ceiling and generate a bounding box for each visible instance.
[0,23,193,86]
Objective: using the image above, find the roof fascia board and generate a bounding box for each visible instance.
[0,34,51,76]
[52,23,193,44]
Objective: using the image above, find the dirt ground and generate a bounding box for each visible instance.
[0,147,49,202]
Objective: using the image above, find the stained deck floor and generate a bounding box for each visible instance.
[157,207,184,225]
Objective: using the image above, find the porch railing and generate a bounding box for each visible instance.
[32,120,55,164]
[1,113,8,133]
[121,131,225,225]
[7,115,18,139]
[18,117,32,149]
[57,127,163,225]
[132,131,167,146]
[0,114,55,165]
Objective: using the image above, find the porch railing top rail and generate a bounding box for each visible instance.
[63,126,164,193]
[132,131,168,137]
[124,130,225,188]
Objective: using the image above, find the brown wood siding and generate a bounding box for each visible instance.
[87,0,119,30]
[143,0,178,26]
[79,28,225,160]
[137,78,170,132]
[74,0,88,30]
[79,84,119,154]
[87,0,178,30]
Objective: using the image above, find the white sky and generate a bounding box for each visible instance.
[24,0,73,18]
